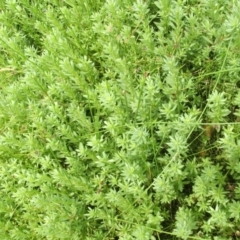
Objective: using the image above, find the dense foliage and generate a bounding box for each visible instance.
[1,0,240,239]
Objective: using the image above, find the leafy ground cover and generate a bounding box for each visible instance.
[1,0,240,239]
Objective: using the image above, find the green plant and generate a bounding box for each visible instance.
[1,0,240,239]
